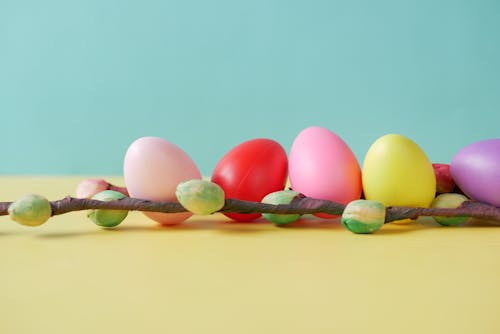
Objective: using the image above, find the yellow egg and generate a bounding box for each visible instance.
[362,134,436,208]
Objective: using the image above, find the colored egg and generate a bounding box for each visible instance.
[450,138,500,207]
[211,138,288,222]
[362,134,436,207]
[124,136,202,225]
[288,126,362,218]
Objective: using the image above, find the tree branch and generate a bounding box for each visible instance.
[1,196,499,223]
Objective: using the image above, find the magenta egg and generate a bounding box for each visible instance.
[450,139,500,207]
[289,126,362,214]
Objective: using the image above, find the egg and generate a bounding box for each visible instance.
[362,134,435,207]
[450,139,500,207]
[289,126,362,217]
[211,138,288,222]
[124,136,202,225]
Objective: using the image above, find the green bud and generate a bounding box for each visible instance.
[431,193,469,226]
[88,190,128,228]
[261,190,301,225]
[176,179,225,215]
[8,194,52,227]
[341,200,385,234]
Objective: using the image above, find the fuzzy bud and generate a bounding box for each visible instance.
[76,179,109,199]
[176,179,225,215]
[261,190,301,225]
[8,194,52,227]
[87,190,128,228]
[341,200,385,234]
[431,193,468,226]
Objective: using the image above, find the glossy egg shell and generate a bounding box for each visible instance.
[362,134,436,207]
[289,126,362,218]
[211,138,288,222]
[450,138,500,207]
[124,136,202,225]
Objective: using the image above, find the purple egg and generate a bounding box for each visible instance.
[450,139,500,207]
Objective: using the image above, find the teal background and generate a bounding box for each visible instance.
[1,0,499,175]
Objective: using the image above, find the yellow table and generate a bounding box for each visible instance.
[1,177,500,333]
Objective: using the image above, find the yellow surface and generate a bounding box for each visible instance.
[2,177,500,334]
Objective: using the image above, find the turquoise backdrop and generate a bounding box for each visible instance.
[1,0,499,175]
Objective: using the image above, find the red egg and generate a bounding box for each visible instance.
[211,138,288,222]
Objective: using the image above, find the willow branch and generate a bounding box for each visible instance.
[0,196,499,223]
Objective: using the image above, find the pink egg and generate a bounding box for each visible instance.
[124,136,202,225]
[289,126,362,215]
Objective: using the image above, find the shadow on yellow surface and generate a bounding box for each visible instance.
[5,213,500,239]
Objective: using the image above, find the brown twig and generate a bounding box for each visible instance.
[0,196,499,223]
